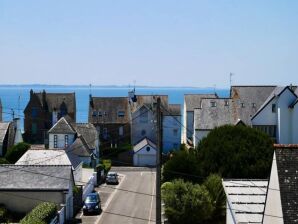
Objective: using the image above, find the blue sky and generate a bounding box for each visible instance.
[0,0,298,87]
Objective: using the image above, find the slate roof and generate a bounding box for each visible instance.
[230,86,277,125]
[130,95,169,113]
[66,136,92,157]
[274,144,298,223]
[133,138,156,153]
[48,117,76,134]
[194,98,234,130]
[16,149,82,169]
[36,92,76,114]
[89,97,130,124]
[0,122,10,145]
[163,104,181,116]
[0,165,72,191]
[184,94,218,112]
[71,123,98,150]
[223,179,268,224]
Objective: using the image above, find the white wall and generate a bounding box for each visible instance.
[73,163,83,183]
[277,89,296,144]
[133,145,156,166]
[182,101,187,143]
[49,133,75,149]
[251,98,277,125]
[193,130,210,147]
[162,115,181,153]
[263,152,284,224]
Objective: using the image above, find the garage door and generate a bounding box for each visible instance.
[138,154,156,167]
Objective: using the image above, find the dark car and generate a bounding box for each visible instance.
[106,172,119,184]
[83,192,101,215]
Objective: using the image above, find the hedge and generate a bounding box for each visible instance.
[0,204,8,223]
[5,142,30,163]
[20,202,57,224]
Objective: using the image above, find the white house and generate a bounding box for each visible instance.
[48,117,99,166]
[133,138,156,167]
[16,148,83,183]
[183,94,218,145]
[251,86,298,143]
[193,98,233,147]
[162,104,181,153]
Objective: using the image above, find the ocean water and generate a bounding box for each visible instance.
[0,86,229,130]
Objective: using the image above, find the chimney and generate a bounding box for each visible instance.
[30,89,34,98]
[89,94,94,108]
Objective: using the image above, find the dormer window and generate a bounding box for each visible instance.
[210,101,217,107]
[224,100,229,106]
[118,111,125,117]
[252,103,256,108]
[98,111,102,117]
[272,104,276,113]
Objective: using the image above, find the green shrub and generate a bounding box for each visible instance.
[0,158,10,164]
[0,204,8,223]
[5,142,30,164]
[162,179,214,224]
[20,202,57,224]
[102,159,112,173]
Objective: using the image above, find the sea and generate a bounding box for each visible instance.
[0,85,229,130]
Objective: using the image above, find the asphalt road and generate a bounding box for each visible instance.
[76,167,156,224]
[97,167,156,224]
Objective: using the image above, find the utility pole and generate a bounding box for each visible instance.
[156,97,162,224]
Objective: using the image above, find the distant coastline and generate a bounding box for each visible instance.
[0,84,228,90]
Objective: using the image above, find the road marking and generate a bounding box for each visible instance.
[95,173,126,224]
[148,171,156,224]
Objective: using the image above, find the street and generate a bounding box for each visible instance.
[76,167,156,224]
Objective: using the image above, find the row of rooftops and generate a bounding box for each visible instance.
[186,85,298,130]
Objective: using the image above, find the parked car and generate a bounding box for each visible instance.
[83,192,101,215]
[106,172,119,184]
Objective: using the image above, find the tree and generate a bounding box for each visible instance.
[162,179,214,224]
[162,150,201,183]
[197,125,274,179]
[5,142,30,164]
[203,174,226,223]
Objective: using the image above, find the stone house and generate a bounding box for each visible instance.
[24,89,76,144]
[89,96,130,149]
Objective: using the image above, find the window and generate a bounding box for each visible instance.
[210,101,216,107]
[140,107,148,123]
[272,104,276,113]
[224,100,229,106]
[241,103,245,108]
[98,111,103,117]
[173,129,178,137]
[253,125,277,139]
[119,126,124,136]
[32,123,37,134]
[118,111,125,117]
[252,103,256,108]
[92,111,97,116]
[54,135,58,148]
[65,135,69,147]
[31,108,38,118]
